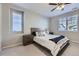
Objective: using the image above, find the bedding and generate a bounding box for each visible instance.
[31,28,69,56]
[34,36,56,51]
[33,34,69,56]
[49,35,65,43]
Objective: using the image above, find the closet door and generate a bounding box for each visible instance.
[0,3,2,51]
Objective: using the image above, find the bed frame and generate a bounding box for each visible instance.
[31,28,70,56]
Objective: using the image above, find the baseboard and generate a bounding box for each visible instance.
[2,42,22,49]
[70,40,79,44]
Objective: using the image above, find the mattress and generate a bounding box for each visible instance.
[34,36,57,51]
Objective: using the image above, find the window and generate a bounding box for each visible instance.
[11,9,24,33]
[68,15,78,31]
[58,18,67,31]
[58,15,78,32]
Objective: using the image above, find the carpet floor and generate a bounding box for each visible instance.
[0,42,79,56]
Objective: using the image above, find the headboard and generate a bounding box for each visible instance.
[31,28,53,36]
[31,28,44,36]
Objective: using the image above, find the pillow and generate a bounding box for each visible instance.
[45,29,49,34]
[49,32,54,35]
[31,32,36,36]
[36,31,47,37]
[41,31,47,36]
[36,32,39,36]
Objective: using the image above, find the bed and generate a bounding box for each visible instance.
[31,28,70,56]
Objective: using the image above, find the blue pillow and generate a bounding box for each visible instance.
[32,32,36,36]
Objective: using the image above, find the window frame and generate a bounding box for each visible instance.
[58,17,67,31]
[58,14,78,32]
[67,15,78,32]
[10,8,24,33]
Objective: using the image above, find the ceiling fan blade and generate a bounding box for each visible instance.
[49,3,70,5]
[49,3,57,5]
[64,3,71,4]
[51,7,57,12]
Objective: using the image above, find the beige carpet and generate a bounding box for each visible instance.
[0,44,46,56]
[0,42,79,56]
[62,42,79,56]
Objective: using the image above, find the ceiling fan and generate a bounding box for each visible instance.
[49,3,70,12]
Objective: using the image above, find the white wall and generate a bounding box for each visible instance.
[0,3,2,51]
[2,3,48,48]
[49,9,79,43]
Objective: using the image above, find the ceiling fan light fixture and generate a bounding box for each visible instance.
[49,3,70,12]
[56,3,65,10]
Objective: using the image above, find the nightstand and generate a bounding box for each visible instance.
[23,34,34,46]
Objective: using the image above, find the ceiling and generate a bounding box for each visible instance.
[15,3,79,18]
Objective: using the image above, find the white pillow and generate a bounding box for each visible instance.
[36,32,39,36]
[36,31,47,37]
[41,31,46,36]
[46,30,49,34]
[45,29,49,34]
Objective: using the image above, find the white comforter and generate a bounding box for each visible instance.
[33,34,69,56]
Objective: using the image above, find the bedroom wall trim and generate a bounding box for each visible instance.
[71,40,79,44]
[2,42,22,49]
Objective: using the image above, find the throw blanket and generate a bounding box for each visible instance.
[49,35,65,43]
